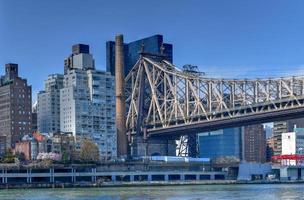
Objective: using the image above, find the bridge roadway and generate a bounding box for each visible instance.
[148,101,304,137]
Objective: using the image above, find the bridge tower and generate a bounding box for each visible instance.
[127,45,177,157]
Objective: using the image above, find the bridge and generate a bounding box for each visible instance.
[124,53,304,156]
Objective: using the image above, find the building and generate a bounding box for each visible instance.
[64,44,94,74]
[199,128,242,160]
[51,133,75,161]
[0,63,32,148]
[106,34,173,76]
[282,128,304,155]
[199,125,266,162]
[14,140,32,160]
[32,101,38,132]
[281,128,304,165]
[243,124,266,163]
[237,163,272,181]
[61,44,117,159]
[14,135,38,160]
[264,124,273,139]
[273,118,304,155]
[0,136,6,156]
[37,74,64,133]
[273,121,287,156]
[266,137,275,162]
[33,131,52,153]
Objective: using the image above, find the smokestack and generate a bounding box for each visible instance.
[115,34,128,157]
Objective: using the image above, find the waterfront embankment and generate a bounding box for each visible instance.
[2,180,304,189]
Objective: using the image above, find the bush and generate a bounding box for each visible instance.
[37,152,61,161]
[1,148,15,163]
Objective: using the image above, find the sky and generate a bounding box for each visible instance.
[1,0,304,99]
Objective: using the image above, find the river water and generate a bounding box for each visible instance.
[0,184,303,200]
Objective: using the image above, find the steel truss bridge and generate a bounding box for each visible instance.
[125,54,304,155]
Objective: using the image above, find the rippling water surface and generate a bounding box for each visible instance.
[0,184,304,200]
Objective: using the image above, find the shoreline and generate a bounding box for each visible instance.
[1,180,304,189]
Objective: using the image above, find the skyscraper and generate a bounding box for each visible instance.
[37,74,64,133]
[31,101,38,132]
[0,63,32,148]
[198,128,242,159]
[60,44,117,159]
[273,121,287,156]
[243,124,266,163]
[106,34,173,76]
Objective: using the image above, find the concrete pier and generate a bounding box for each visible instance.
[0,168,226,185]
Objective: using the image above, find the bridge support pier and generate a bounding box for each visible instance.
[111,175,116,182]
[49,168,54,183]
[131,136,176,157]
[187,133,198,157]
[2,169,7,184]
[71,168,76,183]
[27,169,32,183]
[148,174,152,182]
[130,175,134,182]
[91,168,97,182]
[164,174,169,182]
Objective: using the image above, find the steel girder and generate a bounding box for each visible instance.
[176,135,188,157]
[125,56,304,138]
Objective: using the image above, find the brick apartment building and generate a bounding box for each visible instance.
[0,63,32,149]
[243,124,266,163]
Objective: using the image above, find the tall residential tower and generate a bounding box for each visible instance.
[37,74,64,133]
[243,124,266,163]
[60,44,117,159]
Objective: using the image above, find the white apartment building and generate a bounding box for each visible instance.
[37,74,64,133]
[60,44,117,159]
[282,128,304,165]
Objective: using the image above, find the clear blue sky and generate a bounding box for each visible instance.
[1,0,304,99]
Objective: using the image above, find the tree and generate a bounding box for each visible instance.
[1,148,15,163]
[79,139,100,163]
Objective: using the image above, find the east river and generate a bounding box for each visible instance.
[0,184,304,200]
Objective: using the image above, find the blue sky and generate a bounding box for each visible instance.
[1,0,304,98]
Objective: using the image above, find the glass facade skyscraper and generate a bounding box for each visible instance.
[106,34,173,76]
[199,128,242,159]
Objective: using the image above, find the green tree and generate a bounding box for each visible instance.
[79,139,100,163]
[2,148,15,163]
[61,150,69,164]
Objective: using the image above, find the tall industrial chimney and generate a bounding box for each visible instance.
[115,34,128,157]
